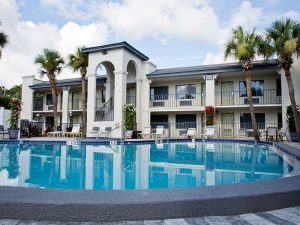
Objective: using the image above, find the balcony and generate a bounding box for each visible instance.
[69,99,82,110]
[215,89,281,106]
[149,93,205,108]
[32,100,62,111]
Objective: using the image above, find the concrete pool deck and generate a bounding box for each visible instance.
[0,140,299,222]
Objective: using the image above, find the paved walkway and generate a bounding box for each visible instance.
[0,206,300,225]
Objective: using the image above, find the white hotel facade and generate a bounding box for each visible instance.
[20,42,300,138]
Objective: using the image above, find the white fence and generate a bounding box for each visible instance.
[0,107,11,130]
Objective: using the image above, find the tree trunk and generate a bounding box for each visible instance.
[49,73,58,131]
[80,68,87,135]
[284,69,300,142]
[245,70,260,140]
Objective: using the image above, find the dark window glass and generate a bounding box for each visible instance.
[176,114,196,129]
[150,86,168,100]
[46,94,53,105]
[240,113,265,129]
[276,79,282,96]
[176,85,196,99]
[278,113,282,129]
[239,80,264,97]
[151,115,169,128]
[101,90,106,103]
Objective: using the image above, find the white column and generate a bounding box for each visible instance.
[21,76,36,120]
[135,78,143,130]
[87,74,97,133]
[62,87,70,132]
[204,75,217,106]
[60,146,67,180]
[141,79,151,129]
[114,71,127,138]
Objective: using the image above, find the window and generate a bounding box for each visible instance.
[176,84,196,99]
[150,86,168,100]
[46,94,53,105]
[278,113,282,129]
[276,79,282,96]
[240,113,265,129]
[239,80,264,97]
[176,114,196,129]
[151,115,169,128]
[101,90,106,103]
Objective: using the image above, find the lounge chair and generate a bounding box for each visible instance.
[89,127,100,137]
[0,125,8,139]
[152,126,164,139]
[63,124,82,137]
[234,128,248,139]
[99,127,112,138]
[200,126,215,138]
[137,126,151,139]
[266,127,277,141]
[181,128,196,139]
[278,127,289,142]
[223,128,232,138]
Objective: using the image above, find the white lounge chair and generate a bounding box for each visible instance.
[266,127,277,141]
[200,126,215,138]
[63,124,82,137]
[138,126,151,139]
[89,127,100,137]
[234,128,248,139]
[99,127,112,138]
[152,126,164,139]
[181,128,196,139]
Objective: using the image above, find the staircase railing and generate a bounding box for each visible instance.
[95,97,114,121]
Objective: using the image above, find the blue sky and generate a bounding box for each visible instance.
[0,0,300,87]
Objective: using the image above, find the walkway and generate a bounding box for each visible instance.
[0,206,299,225]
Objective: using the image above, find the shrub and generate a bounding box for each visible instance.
[286,105,300,132]
[9,98,22,129]
[123,104,136,130]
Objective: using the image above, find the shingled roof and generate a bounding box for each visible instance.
[82,41,149,61]
[29,76,106,89]
[147,59,280,79]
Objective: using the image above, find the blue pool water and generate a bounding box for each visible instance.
[0,141,292,190]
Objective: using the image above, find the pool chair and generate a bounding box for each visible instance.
[266,127,278,141]
[234,128,248,139]
[99,127,112,138]
[278,127,289,142]
[63,124,82,137]
[89,127,100,137]
[0,125,8,139]
[152,126,164,139]
[137,126,152,139]
[181,128,196,139]
[200,126,215,139]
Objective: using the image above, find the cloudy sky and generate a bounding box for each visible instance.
[0,0,299,88]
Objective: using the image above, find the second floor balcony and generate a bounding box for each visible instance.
[69,99,82,110]
[33,100,62,111]
[215,89,282,106]
[150,93,205,108]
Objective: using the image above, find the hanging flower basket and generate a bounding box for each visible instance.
[204,105,215,126]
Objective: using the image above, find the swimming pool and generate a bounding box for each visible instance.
[0,141,293,190]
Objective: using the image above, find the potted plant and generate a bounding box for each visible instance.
[204,105,215,126]
[286,105,299,142]
[8,98,22,140]
[123,104,136,139]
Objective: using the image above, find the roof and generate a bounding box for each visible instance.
[147,59,280,79]
[82,41,149,61]
[29,76,106,89]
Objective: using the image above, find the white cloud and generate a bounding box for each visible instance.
[0,0,109,88]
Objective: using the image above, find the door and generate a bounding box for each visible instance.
[221,113,234,137]
[46,117,54,130]
[201,83,206,106]
[221,82,234,105]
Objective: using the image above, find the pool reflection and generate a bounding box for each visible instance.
[0,142,292,190]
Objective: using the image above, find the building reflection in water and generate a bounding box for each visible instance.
[0,142,292,190]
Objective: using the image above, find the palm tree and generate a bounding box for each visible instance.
[225,26,263,140]
[35,49,65,131]
[264,19,300,142]
[0,22,8,59]
[68,47,88,135]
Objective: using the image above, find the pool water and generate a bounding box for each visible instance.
[0,141,292,190]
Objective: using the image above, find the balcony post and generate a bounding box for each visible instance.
[87,73,97,132]
[114,71,128,138]
[204,75,217,106]
[135,78,143,131]
[62,86,70,132]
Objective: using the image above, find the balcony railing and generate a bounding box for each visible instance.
[69,99,82,110]
[215,89,282,106]
[33,100,62,111]
[149,93,205,108]
[95,97,114,121]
